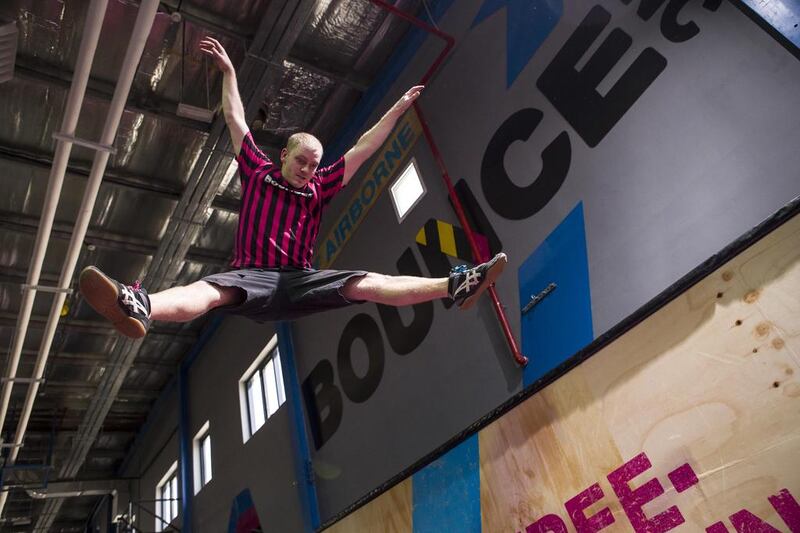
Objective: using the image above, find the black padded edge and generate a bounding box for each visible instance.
[727,0,800,61]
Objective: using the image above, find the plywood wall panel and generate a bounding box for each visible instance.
[324,478,412,533]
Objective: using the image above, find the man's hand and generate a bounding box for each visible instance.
[342,85,425,185]
[388,85,424,117]
[199,37,234,73]
[200,36,247,153]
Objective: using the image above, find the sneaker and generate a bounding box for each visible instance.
[448,252,507,310]
[79,266,151,338]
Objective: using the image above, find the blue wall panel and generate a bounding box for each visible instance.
[519,203,593,387]
[412,435,481,533]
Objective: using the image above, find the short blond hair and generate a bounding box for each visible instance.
[286,132,323,154]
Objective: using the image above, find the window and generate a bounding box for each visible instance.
[155,462,178,531]
[193,422,213,494]
[239,335,286,442]
[389,158,426,222]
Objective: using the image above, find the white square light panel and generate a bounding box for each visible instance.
[390,158,426,223]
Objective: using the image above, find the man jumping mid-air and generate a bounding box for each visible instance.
[79,37,506,338]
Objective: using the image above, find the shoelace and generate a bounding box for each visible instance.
[455,270,482,296]
[131,280,142,291]
[120,284,149,316]
[450,264,469,275]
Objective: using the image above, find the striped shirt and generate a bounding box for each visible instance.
[232,132,346,269]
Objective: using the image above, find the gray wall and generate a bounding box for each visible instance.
[185,317,303,532]
[121,317,306,532]
[121,385,181,531]
[124,0,800,530]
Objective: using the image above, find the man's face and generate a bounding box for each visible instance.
[280,142,322,189]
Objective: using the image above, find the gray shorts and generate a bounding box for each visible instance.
[202,267,367,322]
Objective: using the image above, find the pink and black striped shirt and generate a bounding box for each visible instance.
[231,132,346,269]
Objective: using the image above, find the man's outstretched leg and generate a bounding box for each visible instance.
[343,253,507,310]
[79,267,242,338]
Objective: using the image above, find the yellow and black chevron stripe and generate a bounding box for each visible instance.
[415,219,488,263]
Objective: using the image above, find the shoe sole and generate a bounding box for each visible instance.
[460,252,507,311]
[79,266,147,339]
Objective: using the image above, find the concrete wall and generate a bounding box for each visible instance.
[122,0,800,530]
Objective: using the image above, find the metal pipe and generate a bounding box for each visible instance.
[415,104,527,366]
[0,0,162,520]
[276,322,321,531]
[0,0,110,519]
[0,0,110,438]
[367,0,528,366]
[178,363,193,533]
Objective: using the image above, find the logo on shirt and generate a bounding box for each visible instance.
[263,172,313,198]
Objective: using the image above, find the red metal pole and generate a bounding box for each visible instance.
[368,0,528,366]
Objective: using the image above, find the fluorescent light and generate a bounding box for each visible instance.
[176,102,215,123]
[0,21,18,84]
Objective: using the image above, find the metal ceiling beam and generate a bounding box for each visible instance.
[14,444,129,459]
[158,0,370,92]
[45,449,128,460]
[250,129,288,151]
[7,519,86,530]
[0,312,198,341]
[16,52,357,145]
[0,144,185,200]
[0,144,240,214]
[17,422,141,440]
[307,0,419,139]
[25,410,147,421]
[14,60,211,133]
[39,383,161,401]
[43,353,175,373]
[289,53,370,92]
[0,312,117,336]
[250,50,370,92]
[24,430,135,438]
[0,209,231,266]
[0,269,60,287]
[158,0,255,41]
[25,350,174,368]
[7,406,145,423]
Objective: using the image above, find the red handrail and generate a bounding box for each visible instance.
[368,0,528,366]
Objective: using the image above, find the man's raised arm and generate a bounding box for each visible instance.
[343,85,423,186]
[199,37,248,155]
